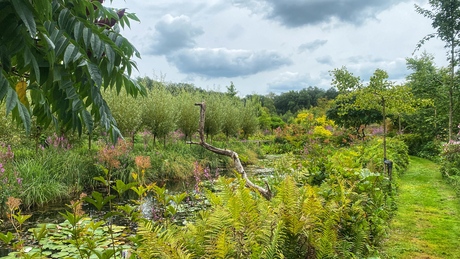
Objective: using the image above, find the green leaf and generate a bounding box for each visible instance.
[87,62,102,87]
[0,73,10,101]
[84,192,116,211]
[91,34,104,59]
[24,47,40,83]
[81,109,94,134]
[0,232,14,245]
[41,32,55,50]
[6,86,18,116]
[63,44,77,67]
[16,102,31,134]
[83,27,92,49]
[11,0,36,37]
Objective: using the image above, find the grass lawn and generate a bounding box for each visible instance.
[382,156,460,258]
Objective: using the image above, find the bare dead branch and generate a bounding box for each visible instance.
[188,102,272,200]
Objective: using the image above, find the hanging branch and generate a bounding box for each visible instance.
[188,102,272,200]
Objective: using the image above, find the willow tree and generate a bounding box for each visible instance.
[415,0,460,140]
[0,0,144,142]
[331,67,417,166]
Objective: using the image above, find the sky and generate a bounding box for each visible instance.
[108,0,448,96]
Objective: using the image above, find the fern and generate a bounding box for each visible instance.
[260,220,285,259]
[137,223,192,259]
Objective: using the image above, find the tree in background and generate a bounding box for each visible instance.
[331,67,418,160]
[240,97,260,138]
[142,86,177,146]
[0,0,144,142]
[176,90,199,142]
[415,0,460,140]
[405,53,449,140]
[104,89,143,143]
[272,87,337,115]
[226,81,238,98]
[221,98,241,139]
[203,93,224,142]
[327,97,382,140]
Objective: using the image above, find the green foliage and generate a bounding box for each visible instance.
[358,137,409,174]
[273,87,337,115]
[14,156,69,207]
[104,88,143,140]
[240,98,260,138]
[220,98,241,139]
[440,141,460,191]
[142,85,177,145]
[0,0,145,140]
[404,53,448,141]
[176,90,200,141]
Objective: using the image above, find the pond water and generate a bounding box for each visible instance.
[0,158,279,256]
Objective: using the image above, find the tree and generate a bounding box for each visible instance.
[104,89,143,143]
[326,97,383,140]
[221,97,241,139]
[142,85,176,146]
[415,0,460,140]
[203,93,224,141]
[240,98,259,138]
[405,53,448,139]
[176,90,199,142]
[226,81,238,98]
[331,67,417,163]
[0,0,144,142]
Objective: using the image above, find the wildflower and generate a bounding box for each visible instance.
[6,197,21,212]
[135,156,151,171]
[16,178,22,186]
[70,193,87,217]
[204,166,211,180]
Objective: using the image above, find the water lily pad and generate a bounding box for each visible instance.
[51,251,69,258]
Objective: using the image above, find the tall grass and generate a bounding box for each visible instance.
[15,157,68,207]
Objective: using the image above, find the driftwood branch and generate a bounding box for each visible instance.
[188,102,272,200]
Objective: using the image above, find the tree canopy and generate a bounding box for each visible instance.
[415,0,460,139]
[0,0,145,142]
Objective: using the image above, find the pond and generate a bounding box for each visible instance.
[0,158,280,257]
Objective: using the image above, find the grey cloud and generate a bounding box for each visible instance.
[298,39,328,53]
[233,0,406,27]
[347,55,385,64]
[167,48,292,78]
[346,57,408,82]
[316,55,334,66]
[267,72,318,93]
[146,14,204,55]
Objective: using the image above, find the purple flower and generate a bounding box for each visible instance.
[16,178,22,185]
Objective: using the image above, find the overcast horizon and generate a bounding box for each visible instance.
[109,0,448,96]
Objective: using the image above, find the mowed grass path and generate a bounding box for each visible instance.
[382,156,460,258]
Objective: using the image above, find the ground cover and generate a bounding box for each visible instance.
[382,156,460,258]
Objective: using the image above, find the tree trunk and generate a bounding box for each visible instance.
[383,97,387,160]
[188,102,272,200]
[449,41,455,141]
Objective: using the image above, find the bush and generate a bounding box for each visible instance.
[397,134,441,160]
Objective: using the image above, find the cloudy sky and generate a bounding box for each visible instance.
[108,0,447,96]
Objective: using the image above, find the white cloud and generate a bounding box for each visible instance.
[267,72,318,93]
[298,39,328,53]
[168,48,292,77]
[145,14,204,55]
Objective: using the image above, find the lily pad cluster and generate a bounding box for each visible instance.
[4,218,132,258]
